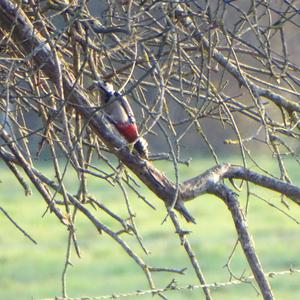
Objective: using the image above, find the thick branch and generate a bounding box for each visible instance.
[224,166,300,205]
[208,183,274,300]
[181,163,300,206]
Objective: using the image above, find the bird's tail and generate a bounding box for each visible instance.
[134,137,149,159]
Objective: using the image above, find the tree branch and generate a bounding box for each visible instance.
[208,183,274,300]
[174,4,300,114]
[181,163,300,206]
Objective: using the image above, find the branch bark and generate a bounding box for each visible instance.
[181,163,300,206]
[208,183,274,300]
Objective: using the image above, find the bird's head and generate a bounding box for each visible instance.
[87,81,115,102]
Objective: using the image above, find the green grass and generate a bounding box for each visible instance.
[0,156,300,299]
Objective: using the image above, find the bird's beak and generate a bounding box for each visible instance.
[87,81,109,95]
[87,82,98,92]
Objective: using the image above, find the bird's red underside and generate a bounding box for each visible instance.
[115,123,139,143]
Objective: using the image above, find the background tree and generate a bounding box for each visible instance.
[0,1,300,299]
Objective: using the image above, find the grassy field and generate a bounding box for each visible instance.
[0,156,300,300]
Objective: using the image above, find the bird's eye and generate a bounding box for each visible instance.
[114,92,120,96]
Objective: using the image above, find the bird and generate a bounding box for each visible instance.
[88,81,148,159]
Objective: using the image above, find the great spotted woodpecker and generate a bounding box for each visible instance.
[89,81,148,159]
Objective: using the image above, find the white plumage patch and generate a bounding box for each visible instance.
[134,137,149,159]
[103,82,114,94]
